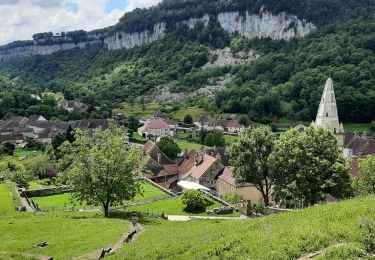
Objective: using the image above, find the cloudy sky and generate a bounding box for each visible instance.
[0,0,162,45]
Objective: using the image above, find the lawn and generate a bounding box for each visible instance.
[0,183,15,213]
[109,195,375,260]
[344,123,373,133]
[127,197,239,217]
[28,180,56,190]
[32,181,169,210]
[223,134,239,145]
[11,148,43,160]
[0,212,128,259]
[171,107,209,122]
[177,140,206,151]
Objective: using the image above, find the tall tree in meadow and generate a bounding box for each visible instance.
[227,126,275,206]
[355,156,375,194]
[68,128,144,217]
[272,126,352,207]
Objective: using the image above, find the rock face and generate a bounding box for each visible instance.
[104,23,167,50]
[217,11,315,40]
[0,11,316,60]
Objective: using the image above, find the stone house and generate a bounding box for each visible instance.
[143,141,179,189]
[203,119,244,133]
[179,149,224,189]
[216,167,265,204]
[194,115,209,129]
[138,119,173,138]
[58,99,88,113]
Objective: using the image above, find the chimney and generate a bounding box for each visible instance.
[216,152,222,163]
[158,153,162,164]
[195,152,204,166]
[183,149,188,159]
[363,131,367,139]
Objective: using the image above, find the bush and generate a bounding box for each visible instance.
[371,121,375,132]
[183,114,193,124]
[181,189,211,212]
[359,218,375,254]
[10,170,33,188]
[223,194,243,204]
[0,142,15,156]
[252,204,265,214]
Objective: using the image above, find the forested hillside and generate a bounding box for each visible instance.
[0,0,374,122]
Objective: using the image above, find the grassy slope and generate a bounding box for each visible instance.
[176,140,205,151]
[32,182,168,209]
[0,183,15,213]
[0,212,128,259]
[126,197,240,217]
[110,196,375,260]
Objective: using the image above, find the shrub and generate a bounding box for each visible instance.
[223,194,243,204]
[183,114,193,124]
[252,203,265,214]
[371,121,375,132]
[181,189,210,212]
[0,142,15,156]
[359,218,375,254]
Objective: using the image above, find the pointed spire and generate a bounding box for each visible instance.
[315,77,343,135]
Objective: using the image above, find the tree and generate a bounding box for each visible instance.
[183,114,193,124]
[181,189,210,212]
[157,137,181,160]
[68,128,144,217]
[0,158,33,188]
[0,142,15,156]
[227,126,275,206]
[204,130,225,147]
[272,126,352,207]
[238,115,250,127]
[371,121,375,132]
[127,116,140,133]
[356,156,375,194]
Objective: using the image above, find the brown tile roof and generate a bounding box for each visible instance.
[143,140,174,165]
[181,151,220,180]
[205,147,229,166]
[178,150,197,174]
[145,119,170,130]
[194,115,209,123]
[0,116,27,129]
[345,135,375,157]
[217,167,253,187]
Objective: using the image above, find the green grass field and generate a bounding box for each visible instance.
[177,140,206,151]
[32,182,169,210]
[0,183,15,213]
[344,123,373,133]
[109,195,375,259]
[223,134,239,145]
[127,197,239,217]
[0,212,128,259]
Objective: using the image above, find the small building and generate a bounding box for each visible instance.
[143,141,179,189]
[138,119,173,138]
[216,167,265,205]
[203,119,244,133]
[290,123,306,130]
[0,133,24,145]
[58,99,88,113]
[194,115,209,129]
[179,150,224,189]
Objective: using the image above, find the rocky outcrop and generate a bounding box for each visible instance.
[217,11,316,40]
[104,23,166,50]
[0,11,316,61]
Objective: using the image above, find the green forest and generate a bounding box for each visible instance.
[0,0,374,123]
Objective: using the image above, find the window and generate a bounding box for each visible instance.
[326,112,329,117]
[334,128,336,133]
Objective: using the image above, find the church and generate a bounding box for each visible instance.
[313,77,375,176]
[313,77,345,147]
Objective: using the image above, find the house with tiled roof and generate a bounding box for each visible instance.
[216,167,266,204]
[179,149,224,189]
[138,119,174,138]
[203,119,244,133]
[58,99,88,113]
[194,115,209,129]
[143,141,179,189]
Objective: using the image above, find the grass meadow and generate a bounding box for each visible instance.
[108,195,375,259]
[0,212,128,259]
[0,183,15,213]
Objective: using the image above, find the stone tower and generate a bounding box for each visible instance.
[314,77,344,146]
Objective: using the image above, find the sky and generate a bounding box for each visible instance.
[0,0,162,45]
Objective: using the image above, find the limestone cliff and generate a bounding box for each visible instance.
[0,11,315,61]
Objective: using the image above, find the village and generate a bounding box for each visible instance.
[1,77,374,219]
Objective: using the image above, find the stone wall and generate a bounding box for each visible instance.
[23,186,71,198]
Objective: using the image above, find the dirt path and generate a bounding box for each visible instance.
[73,221,145,260]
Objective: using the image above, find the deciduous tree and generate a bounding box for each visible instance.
[227,126,275,206]
[68,128,144,217]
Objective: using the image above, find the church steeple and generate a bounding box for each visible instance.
[315,77,344,145]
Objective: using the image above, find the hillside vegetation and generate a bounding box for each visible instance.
[109,196,375,259]
[0,0,374,123]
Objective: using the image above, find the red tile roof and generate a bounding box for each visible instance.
[145,119,170,130]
